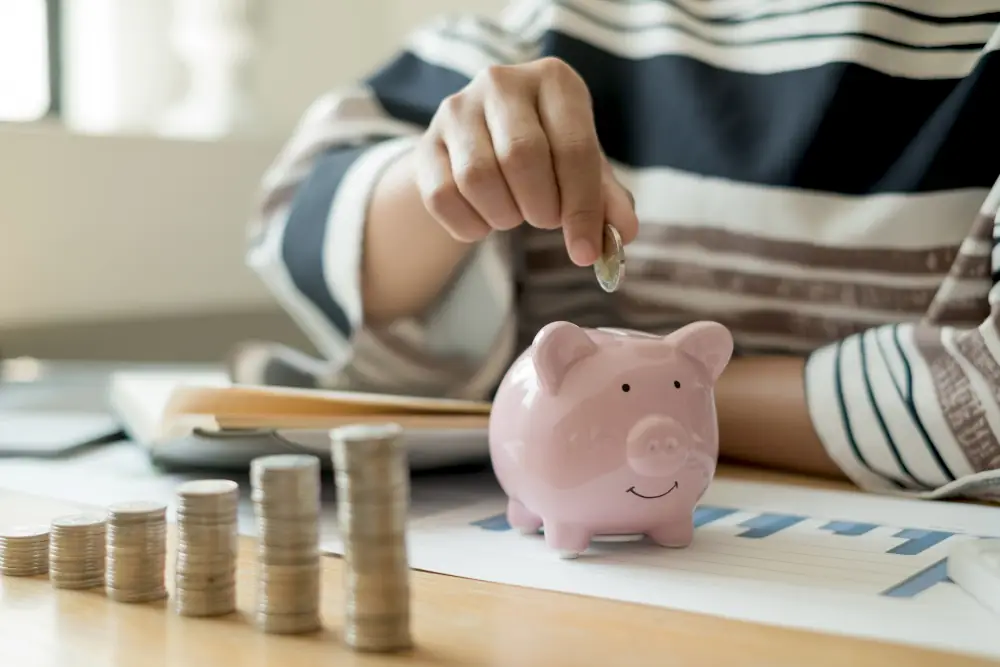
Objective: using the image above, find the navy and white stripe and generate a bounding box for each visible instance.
[247,0,1000,498]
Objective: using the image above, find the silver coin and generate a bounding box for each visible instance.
[51,514,107,529]
[0,525,50,540]
[594,223,624,293]
[342,613,412,652]
[330,423,413,652]
[106,500,167,517]
[176,479,239,497]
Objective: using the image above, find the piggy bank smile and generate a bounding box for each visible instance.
[488,320,734,559]
[626,481,679,499]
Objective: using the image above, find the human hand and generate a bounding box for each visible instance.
[414,57,638,267]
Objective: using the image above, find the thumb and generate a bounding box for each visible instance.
[601,163,639,245]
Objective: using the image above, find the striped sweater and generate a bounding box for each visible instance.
[247,0,1000,499]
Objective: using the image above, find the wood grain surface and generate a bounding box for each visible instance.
[0,471,996,667]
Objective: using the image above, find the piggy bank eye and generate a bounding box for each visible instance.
[673,381,681,389]
[621,383,630,392]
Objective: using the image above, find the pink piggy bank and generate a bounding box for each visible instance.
[488,320,734,558]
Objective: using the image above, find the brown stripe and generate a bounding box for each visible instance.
[966,210,996,242]
[924,296,990,328]
[522,225,964,274]
[913,326,1000,474]
[955,329,1000,404]
[620,297,884,344]
[923,212,995,293]
[524,244,988,283]
[626,260,939,313]
[358,329,469,375]
[641,226,965,274]
[342,331,474,396]
[517,292,895,348]
[945,251,992,281]
[920,212,994,323]
[341,360,454,397]
[366,328,470,372]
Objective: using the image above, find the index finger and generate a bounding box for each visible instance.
[535,63,603,267]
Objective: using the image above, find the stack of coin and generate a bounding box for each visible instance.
[251,454,322,634]
[105,501,168,603]
[0,525,50,576]
[330,423,412,652]
[49,514,106,589]
[173,479,240,616]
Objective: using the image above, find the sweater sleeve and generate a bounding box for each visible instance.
[245,4,546,399]
[803,176,1000,500]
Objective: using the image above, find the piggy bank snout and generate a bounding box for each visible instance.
[625,415,690,477]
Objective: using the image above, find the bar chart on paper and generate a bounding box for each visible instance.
[470,504,958,599]
[323,477,1000,660]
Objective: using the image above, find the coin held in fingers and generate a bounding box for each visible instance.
[594,223,625,293]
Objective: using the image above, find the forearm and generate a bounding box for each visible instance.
[363,150,475,325]
[715,355,844,479]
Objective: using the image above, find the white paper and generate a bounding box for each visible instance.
[322,476,1000,660]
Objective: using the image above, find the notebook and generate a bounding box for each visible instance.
[107,371,492,470]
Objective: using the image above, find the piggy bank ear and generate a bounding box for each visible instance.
[532,321,598,394]
[669,321,733,383]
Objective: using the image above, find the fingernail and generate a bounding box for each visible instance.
[570,238,596,266]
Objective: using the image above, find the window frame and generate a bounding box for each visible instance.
[45,0,61,118]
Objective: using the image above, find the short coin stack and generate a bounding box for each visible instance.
[251,454,322,634]
[105,501,168,603]
[331,423,412,652]
[0,525,50,577]
[49,514,106,589]
[173,480,240,616]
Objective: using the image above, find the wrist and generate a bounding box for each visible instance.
[363,147,474,323]
[715,355,842,478]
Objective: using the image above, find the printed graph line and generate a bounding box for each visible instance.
[735,513,807,539]
[471,514,511,531]
[470,507,965,551]
[889,529,955,556]
[882,559,951,597]
[821,520,878,536]
[694,506,737,527]
[468,505,971,599]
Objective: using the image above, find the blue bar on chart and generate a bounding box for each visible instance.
[889,529,955,556]
[693,506,738,528]
[472,514,512,531]
[473,506,742,532]
[735,513,807,539]
[881,559,951,598]
[820,520,879,537]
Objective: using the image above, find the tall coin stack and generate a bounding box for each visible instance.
[49,514,106,589]
[331,423,412,652]
[0,525,50,576]
[173,480,240,616]
[105,501,168,603]
[251,454,322,634]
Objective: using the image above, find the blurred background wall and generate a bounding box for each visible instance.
[0,0,507,362]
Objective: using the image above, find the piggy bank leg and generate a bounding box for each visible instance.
[647,518,695,548]
[507,498,543,535]
[542,522,592,559]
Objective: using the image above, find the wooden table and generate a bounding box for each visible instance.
[1,467,996,667]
